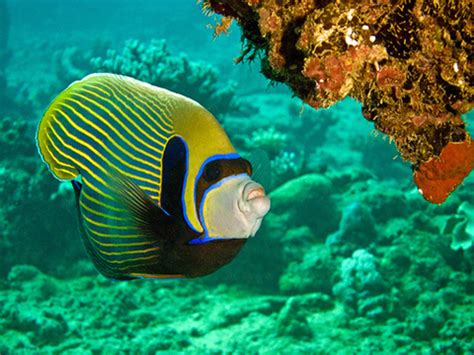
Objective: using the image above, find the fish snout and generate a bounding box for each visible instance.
[239,181,271,218]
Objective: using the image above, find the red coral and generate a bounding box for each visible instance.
[413,138,474,204]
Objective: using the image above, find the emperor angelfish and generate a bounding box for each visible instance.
[36,74,270,280]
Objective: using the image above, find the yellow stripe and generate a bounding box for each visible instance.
[104,254,158,264]
[84,81,111,97]
[117,260,159,272]
[70,91,162,163]
[42,140,77,171]
[82,176,116,202]
[89,241,160,257]
[82,226,159,269]
[53,168,76,177]
[104,79,174,132]
[42,141,77,178]
[54,108,160,189]
[80,199,128,221]
[83,214,137,230]
[53,119,141,199]
[86,224,145,239]
[81,191,128,213]
[87,235,154,248]
[56,102,161,180]
[108,75,174,125]
[133,86,175,125]
[78,85,163,155]
[128,86,174,127]
[48,123,108,190]
[97,81,171,142]
[63,96,162,170]
[47,124,115,202]
[128,273,184,279]
[93,81,167,147]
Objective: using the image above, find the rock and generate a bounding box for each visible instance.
[269,173,339,237]
[277,297,313,339]
[279,245,336,295]
[407,312,444,341]
[326,202,377,255]
[7,265,41,283]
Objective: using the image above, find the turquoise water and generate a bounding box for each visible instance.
[0,0,473,353]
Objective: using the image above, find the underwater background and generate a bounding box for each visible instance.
[0,0,473,353]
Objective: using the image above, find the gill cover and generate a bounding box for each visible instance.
[200,174,271,240]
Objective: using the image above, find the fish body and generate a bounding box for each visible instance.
[37,74,270,280]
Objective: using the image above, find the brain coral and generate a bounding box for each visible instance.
[203,0,473,204]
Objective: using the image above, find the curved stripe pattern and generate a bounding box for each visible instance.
[37,74,177,272]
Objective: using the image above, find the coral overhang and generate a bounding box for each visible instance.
[204,0,473,203]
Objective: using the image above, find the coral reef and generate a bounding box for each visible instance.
[204,0,474,203]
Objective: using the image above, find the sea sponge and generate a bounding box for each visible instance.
[204,0,474,204]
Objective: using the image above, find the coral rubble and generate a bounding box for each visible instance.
[204,0,473,203]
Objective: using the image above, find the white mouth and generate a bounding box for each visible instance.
[247,186,265,201]
[243,181,266,201]
[239,180,271,221]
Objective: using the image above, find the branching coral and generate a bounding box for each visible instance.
[247,126,288,156]
[203,0,473,203]
[333,249,392,320]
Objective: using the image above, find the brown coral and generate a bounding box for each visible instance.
[204,0,473,203]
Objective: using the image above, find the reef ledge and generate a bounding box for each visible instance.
[203,0,473,203]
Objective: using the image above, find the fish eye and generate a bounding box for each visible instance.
[203,164,221,182]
